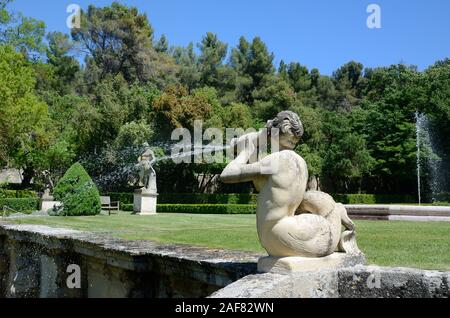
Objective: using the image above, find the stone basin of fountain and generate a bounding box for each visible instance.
[345,204,450,221]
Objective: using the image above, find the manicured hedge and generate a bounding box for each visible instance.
[121,203,134,212]
[109,193,134,205]
[0,198,39,213]
[54,163,101,216]
[119,203,256,214]
[107,193,258,205]
[157,204,256,214]
[333,194,416,204]
[109,192,418,205]
[435,193,450,202]
[0,189,38,199]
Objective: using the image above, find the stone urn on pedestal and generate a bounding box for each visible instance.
[133,143,158,216]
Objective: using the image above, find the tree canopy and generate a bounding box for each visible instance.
[1,1,449,200]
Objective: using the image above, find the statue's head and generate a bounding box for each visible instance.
[266,111,304,150]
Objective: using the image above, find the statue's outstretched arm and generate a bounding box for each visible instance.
[221,150,279,184]
[220,162,262,184]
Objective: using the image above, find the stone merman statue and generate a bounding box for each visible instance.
[137,143,157,193]
[221,111,360,258]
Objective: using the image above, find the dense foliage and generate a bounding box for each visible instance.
[0,198,39,213]
[1,1,449,200]
[157,204,256,215]
[53,162,101,216]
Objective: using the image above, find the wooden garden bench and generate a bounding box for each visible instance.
[100,196,120,215]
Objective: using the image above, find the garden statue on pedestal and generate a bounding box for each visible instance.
[133,143,158,215]
[221,111,365,273]
[40,170,62,212]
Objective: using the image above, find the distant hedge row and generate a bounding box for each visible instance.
[158,204,256,214]
[0,198,39,213]
[0,189,38,199]
[109,192,417,205]
[332,194,416,204]
[121,203,134,212]
[119,203,256,214]
[108,193,259,205]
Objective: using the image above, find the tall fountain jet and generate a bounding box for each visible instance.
[415,111,442,204]
[416,111,422,205]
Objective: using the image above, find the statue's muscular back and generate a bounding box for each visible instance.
[255,151,310,253]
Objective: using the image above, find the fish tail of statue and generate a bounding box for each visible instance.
[337,204,361,255]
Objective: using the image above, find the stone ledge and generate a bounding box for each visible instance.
[339,265,450,298]
[210,270,340,298]
[257,252,366,274]
[0,222,261,291]
[211,265,450,298]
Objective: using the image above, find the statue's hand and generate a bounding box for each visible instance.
[233,135,256,164]
[231,132,258,161]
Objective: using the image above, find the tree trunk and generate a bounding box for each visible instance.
[21,166,34,188]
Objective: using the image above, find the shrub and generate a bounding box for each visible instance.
[0,198,39,214]
[15,190,38,198]
[107,193,258,205]
[0,189,38,198]
[333,194,416,204]
[159,193,258,204]
[435,193,450,202]
[121,203,134,212]
[157,204,256,214]
[109,192,134,205]
[119,203,256,214]
[53,163,101,216]
[111,192,420,206]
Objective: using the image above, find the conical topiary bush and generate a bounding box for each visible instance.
[53,163,101,216]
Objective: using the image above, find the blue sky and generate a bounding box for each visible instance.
[9,0,450,74]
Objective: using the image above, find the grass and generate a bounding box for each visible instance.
[6,212,450,271]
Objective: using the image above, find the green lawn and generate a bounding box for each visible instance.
[6,212,450,270]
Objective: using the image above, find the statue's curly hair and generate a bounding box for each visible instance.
[266,111,304,138]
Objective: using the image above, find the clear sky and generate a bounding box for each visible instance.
[8,0,450,74]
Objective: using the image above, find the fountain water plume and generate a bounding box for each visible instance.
[415,111,442,204]
[81,143,232,192]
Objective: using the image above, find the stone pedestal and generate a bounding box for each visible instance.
[41,200,62,212]
[258,252,365,274]
[133,190,158,215]
[40,192,62,212]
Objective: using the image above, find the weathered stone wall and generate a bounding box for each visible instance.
[1,222,449,298]
[0,235,9,297]
[210,265,450,298]
[338,266,450,298]
[0,223,259,298]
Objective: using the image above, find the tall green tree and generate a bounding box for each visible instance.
[172,43,201,91]
[46,32,79,94]
[0,45,51,184]
[198,32,228,88]
[155,34,169,53]
[0,0,45,59]
[321,110,374,192]
[359,64,425,194]
[230,36,275,104]
[72,2,176,84]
